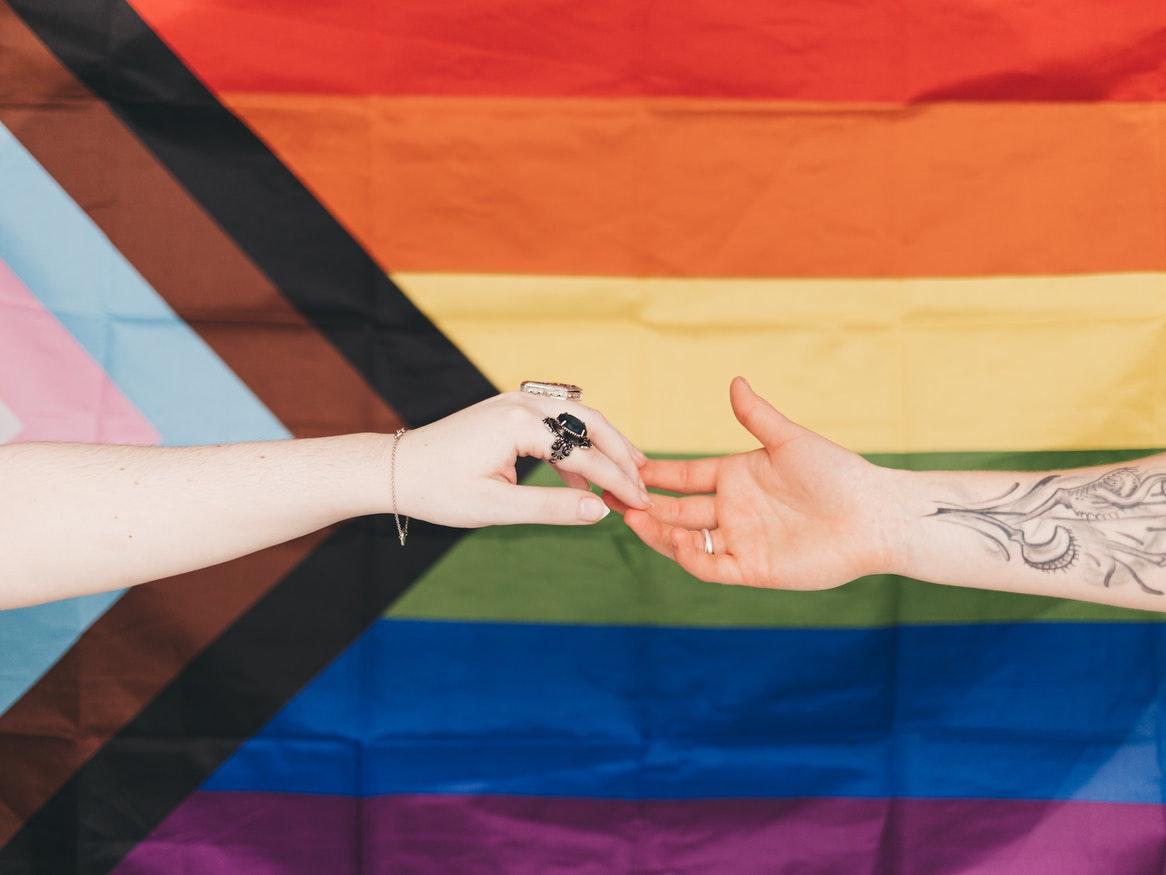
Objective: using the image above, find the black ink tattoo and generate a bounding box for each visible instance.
[931,467,1166,596]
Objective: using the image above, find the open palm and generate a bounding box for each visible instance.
[611,378,895,589]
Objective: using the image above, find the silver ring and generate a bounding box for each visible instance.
[521,380,583,401]
[701,528,714,555]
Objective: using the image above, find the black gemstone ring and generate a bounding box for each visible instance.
[543,412,592,463]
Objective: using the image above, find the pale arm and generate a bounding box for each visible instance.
[0,435,402,608]
[0,392,649,610]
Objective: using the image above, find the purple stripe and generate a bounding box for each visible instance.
[114,792,1166,874]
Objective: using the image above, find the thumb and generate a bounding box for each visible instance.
[730,376,804,450]
[487,483,612,526]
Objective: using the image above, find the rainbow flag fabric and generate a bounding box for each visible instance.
[2,1,1166,872]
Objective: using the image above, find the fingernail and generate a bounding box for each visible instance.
[634,448,648,464]
[581,496,610,522]
[639,490,652,506]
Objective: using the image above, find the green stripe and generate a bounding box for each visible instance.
[388,448,1166,627]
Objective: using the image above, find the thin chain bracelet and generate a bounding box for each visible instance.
[391,427,409,546]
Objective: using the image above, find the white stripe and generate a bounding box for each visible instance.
[0,397,22,443]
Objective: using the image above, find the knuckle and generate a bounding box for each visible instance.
[493,391,524,408]
[503,404,537,428]
[580,406,606,428]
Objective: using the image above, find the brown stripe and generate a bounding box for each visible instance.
[0,531,330,835]
[0,17,401,437]
[0,3,399,845]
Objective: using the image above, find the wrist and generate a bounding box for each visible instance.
[345,431,398,518]
[860,464,924,577]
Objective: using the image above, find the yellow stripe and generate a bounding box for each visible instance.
[395,272,1166,454]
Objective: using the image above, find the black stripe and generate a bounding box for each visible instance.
[1,1,519,872]
[0,518,452,874]
[9,0,495,427]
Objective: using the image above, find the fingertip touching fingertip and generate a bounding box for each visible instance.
[623,508,652,530]
[601,491,629,514]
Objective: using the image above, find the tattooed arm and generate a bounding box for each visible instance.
[890,465,1166,609]
[610,377,1166,612]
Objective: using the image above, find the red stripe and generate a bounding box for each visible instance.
[115,792,1166,875]
[129,0,1166,101]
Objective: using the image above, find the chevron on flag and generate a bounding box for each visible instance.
[2,1,1166,873]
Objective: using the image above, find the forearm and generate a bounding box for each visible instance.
[880,454,1166,611]
[0,435,394,609]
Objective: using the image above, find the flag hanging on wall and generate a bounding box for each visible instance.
[2,1,1166,872]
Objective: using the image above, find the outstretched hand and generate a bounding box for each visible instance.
[607,378,900,588]
[399,391,652,528]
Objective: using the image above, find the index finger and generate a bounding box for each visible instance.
[641,457,721,494]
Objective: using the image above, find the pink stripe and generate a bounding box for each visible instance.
[0,260,159,444]
[115,792,1166,874]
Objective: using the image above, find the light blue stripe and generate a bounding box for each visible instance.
[0,124,286,445]
[0,122,290,716]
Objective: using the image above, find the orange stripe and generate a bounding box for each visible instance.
[223,94,1166,278]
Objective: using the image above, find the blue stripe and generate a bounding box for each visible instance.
[0,123,286,446]
[204,619,1166,803]
[0,123,289,716]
